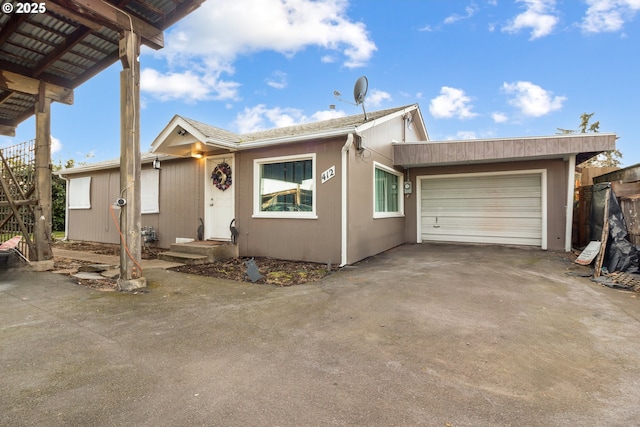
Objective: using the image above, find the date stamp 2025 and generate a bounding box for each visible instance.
[2,2,47,14]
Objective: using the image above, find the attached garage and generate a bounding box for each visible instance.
[417,170,546,249]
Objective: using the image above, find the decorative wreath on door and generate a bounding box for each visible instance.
[211,162,232,191]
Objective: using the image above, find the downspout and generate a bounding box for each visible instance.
[565,154,576,252]
[341,133,354,266]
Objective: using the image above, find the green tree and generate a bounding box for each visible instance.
[557,112,622,167]
[51,159,74,232]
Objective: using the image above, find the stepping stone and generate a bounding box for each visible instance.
[72,272,105,280]
[101,269,120,279]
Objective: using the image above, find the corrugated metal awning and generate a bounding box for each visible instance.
[0,0,205,136]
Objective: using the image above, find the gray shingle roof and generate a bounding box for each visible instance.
[180,117,240,143]
[179,105,415,144]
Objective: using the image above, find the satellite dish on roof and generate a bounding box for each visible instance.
[354,76,368,120]
[353,76,368,105]
[333,75,370,120]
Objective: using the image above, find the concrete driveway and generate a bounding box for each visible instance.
[2,243,640,426]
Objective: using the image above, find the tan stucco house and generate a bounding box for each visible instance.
[57,104,616,265]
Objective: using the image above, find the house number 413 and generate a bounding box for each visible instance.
[321,165,336,184]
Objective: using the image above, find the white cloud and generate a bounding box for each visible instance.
[444,6,478,24]
[502,81,566,117]
[309,109,348,122]
[51,136,62,154]
[266,71,288,89]
[366,89,392,107]
[142,0,375,103]
[429,87,478,119]
[448,131,478,140]
[581,0,640,33]
[140,68,241,103]
[234,104,346,133]
[157,0,376,68]
[492,112,509,123]
[502,0,559,39]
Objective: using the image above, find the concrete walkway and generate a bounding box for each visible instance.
[2,243,640,426]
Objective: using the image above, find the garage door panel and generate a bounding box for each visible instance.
[423,190,542,199]
[421,196,541,217]
[421,199,541,214]
[421,233,542,246]
[420,173,543,247]
[422,216,542,237]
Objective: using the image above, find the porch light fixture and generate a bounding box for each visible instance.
[192,151,204,159]
[152,157,161,169]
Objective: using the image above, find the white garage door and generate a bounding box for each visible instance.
[420,172,544,247]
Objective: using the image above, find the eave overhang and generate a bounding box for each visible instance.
[393,133,617,168]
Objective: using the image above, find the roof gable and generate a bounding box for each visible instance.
[151,104,421,155]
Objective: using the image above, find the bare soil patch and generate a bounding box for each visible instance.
[170,257,334,286]
[52,241,333,288]
[52,240,161,259]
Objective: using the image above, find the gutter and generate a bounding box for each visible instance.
[54,153,175,176]
[341,133,353,267]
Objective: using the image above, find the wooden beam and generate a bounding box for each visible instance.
[117,30,146,290]
[63,0,164,50]
[46,1,105,32]
[0,91,14,105]
[33,84,53,262]
[0,124,17,137]
[611,181,640,199]
[0,189,36,229]
[0,70,73,105]
[66,50,119,88]
[33,28,92,77]
[0,60,74,89]
[0,200,37,208]
[0,15,29,47]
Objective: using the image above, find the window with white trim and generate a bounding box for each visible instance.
[374,162,403,218]
[68,176,91,209]
[253,154,317,218]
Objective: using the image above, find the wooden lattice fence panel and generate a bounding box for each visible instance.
[0,140,36,259]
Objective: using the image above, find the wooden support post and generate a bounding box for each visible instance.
[117,30,146,291]
[33,83,53,267]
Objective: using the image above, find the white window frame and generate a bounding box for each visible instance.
[141,169,160,214]
[253,153,317,219]
[68,176,91,209]
[373,161,404,219]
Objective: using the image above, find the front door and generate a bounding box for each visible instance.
[204,155,235,241]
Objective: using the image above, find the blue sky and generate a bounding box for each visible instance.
[2,0,639,166]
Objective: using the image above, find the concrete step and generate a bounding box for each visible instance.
[158,251,209,265]
[167,241,239,262]
[169,242,224,256]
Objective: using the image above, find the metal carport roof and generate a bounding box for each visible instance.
[0,0,204,136]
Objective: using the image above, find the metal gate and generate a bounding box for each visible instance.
[0,140,36,260]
